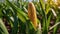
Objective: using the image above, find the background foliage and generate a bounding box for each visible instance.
[0,0,60,34]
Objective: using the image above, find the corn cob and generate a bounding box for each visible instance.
[28,2,37,29]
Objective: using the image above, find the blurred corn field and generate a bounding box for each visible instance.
[0,0,60,34]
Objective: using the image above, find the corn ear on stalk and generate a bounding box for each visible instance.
[28,2,37,29]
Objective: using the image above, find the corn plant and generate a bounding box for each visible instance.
[0,0,60,34]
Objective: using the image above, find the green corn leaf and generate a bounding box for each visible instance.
[46,14,52,31]
[53,18,59,34]
[6,0,28,23]
[45,4,50,15]
[11,14,18,34]
[0,18,9,34]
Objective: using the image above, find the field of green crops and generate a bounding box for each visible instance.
[0,0,60,34]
